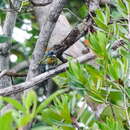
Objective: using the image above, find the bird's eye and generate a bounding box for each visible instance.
[51,52,54,54]
[49,51,54,55]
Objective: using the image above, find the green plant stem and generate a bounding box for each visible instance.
[123,93,130,126]
[109,103,116,121]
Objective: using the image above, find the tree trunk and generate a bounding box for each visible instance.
[0,0,20,88]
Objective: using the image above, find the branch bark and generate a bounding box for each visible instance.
[0,71,27,78]
[0,53,96,96]
[33,2,89,96]
[0,0,20,88]
[0,70,8,78]
[26,0,67,81]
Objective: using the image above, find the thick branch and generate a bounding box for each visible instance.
[0,70,8,78]
[0,0,21,88]
[0,53,96,96]
[27,0,67,80]
[32,1,90,98]
[0,38,125,79]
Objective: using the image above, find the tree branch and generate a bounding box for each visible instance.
[0,53,96,96]
[0,70,8,79]
[0,0,21,88]
[0,38,126,79]
[26,0,67,81]
[111,39,126,50]
[32,1,89,98]
[0,71,27,78]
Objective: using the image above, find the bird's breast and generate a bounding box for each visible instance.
[47,57,57,65]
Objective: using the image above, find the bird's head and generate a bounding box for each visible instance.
[39,49,57,65]
[45,49,57,58]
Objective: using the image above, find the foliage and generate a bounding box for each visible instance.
[0,0,130,130]
[0,89,68,129]
[0,35,10,43]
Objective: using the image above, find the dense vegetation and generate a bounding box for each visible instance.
[0,0,130,130]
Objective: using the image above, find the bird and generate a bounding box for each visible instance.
[37,49,58,97]
[38,49,58,72]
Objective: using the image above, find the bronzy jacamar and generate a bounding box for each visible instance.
[37,49,58,97]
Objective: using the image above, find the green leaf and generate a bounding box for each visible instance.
[89,31,108,57]
[88,91,104,103]
[41,108,62,125]
[21,1,30,6]
[0,112,14,130]
[98,117,125,130]
[117,0,126,10]
[116,0,127,17]
[105,5,110,24]
[101,105,126,122]
[94,18,108,31]
[36,88,69,113]
[96,9,106,24]
[41,107,73,129]
[51,120,73,128]
[85,64,102,79]
[22,90,37,115]
[123,0,130,13]
[79,5,88,18]
[58,95,72,122]
[18,114,33,127]
[122,57,129,79]
[108,66,119,80]
[113,23,119,36]
[89,32,102,54]
[0,96,26,112]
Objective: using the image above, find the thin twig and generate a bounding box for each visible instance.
[124,92,130,126]
[109,103,116,121]
[0,71,27,78]
[111,39,126,50]
[0,8,18,12]
[0,70,8,79]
